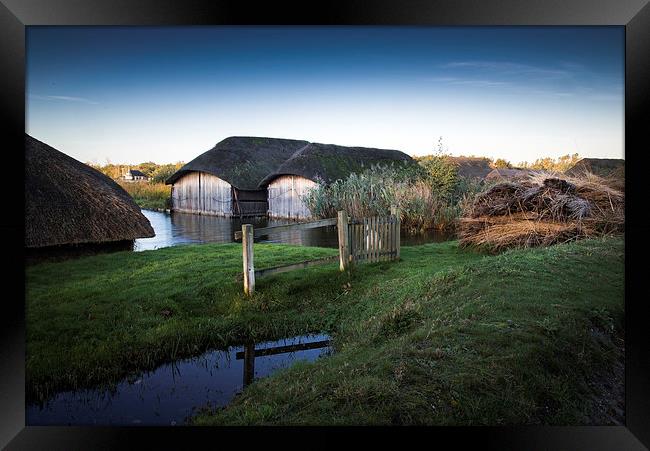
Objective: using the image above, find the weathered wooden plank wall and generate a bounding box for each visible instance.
[171,171,233,216]
[267,175,317,220]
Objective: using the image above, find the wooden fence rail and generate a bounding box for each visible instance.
[236,255,339,282]
[239,207,400,295]
[234,218,337,240]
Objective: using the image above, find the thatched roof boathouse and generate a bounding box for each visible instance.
[25,134,154,250]
[166,137,310,217]
[260,142,413,219]
[166,137,413,220]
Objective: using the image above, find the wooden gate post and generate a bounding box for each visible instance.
[337,210,350,271]
[242,224,255,295]
[391,205,400,260]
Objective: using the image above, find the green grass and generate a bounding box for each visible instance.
[26,240,480,402]
[26,236,624,425]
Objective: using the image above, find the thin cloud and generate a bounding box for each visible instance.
[442,61,572,80]
[448,79,510,87]
[529,89,575,98]
[28,94,99,105]
[428,76,510,88]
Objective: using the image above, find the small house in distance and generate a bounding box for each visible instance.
[25,134,154,252]
[166,137,414,220]
[121,169,150,182]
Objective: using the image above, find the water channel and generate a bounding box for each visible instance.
[27,334,332,425]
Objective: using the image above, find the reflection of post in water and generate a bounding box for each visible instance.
[237,339,332,387]
[243,343,255,387]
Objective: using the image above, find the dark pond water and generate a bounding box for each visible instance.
[134,210,453,251]
[27,334,332,426]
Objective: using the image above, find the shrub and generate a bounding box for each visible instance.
[151,163,184,184]
[417,155,458,199]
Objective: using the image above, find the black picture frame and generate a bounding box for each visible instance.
[2,0,648,448]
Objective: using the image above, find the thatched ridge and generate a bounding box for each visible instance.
[565,158,624,178]
[166,137,310,190]
[485,168,546,182]
[447,156,493,179]
[25,134,155,248]
[166,137,414,189]
[259,141,413,186]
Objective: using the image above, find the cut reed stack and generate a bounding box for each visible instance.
[458,171,624,252]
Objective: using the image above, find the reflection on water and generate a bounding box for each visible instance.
[135,210,453,251]
[27,334,332,426]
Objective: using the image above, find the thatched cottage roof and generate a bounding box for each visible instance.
[166,137,310,190]
[565,158,625,177]
[25,134,154,248]
[447,156,493,179]
[259,142,414,186]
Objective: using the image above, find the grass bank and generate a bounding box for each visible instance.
[26,237,624,424]
[195,236,624,425]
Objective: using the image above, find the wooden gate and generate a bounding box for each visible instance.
[349,215,400,263]
[337,206,401,270]
[239,207,401,295]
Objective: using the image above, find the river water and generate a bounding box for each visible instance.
[134,210,452,251]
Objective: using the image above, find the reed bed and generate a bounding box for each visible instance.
[118,181,171,210]
[303,164,484,233]
[459,171,624,252]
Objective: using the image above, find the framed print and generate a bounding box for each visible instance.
[1,0,648,448]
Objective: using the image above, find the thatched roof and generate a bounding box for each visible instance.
[25,134,155,248]
[259,141,413,186]
[167,137,414,188]
[565,158,624,177]
[128,169,148,177]
[166,137,310,190]
[485,168,546,182]
[447,156,493,179]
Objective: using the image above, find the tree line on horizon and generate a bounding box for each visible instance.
[86,161,185,184]
[86,152,583,184]
[493,152,582,172]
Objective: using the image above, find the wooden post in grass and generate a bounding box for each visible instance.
[242,224,255,295]
[391,205,400,260]
[337,210,350,271]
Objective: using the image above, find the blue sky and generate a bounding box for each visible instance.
[26,26,624,164]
